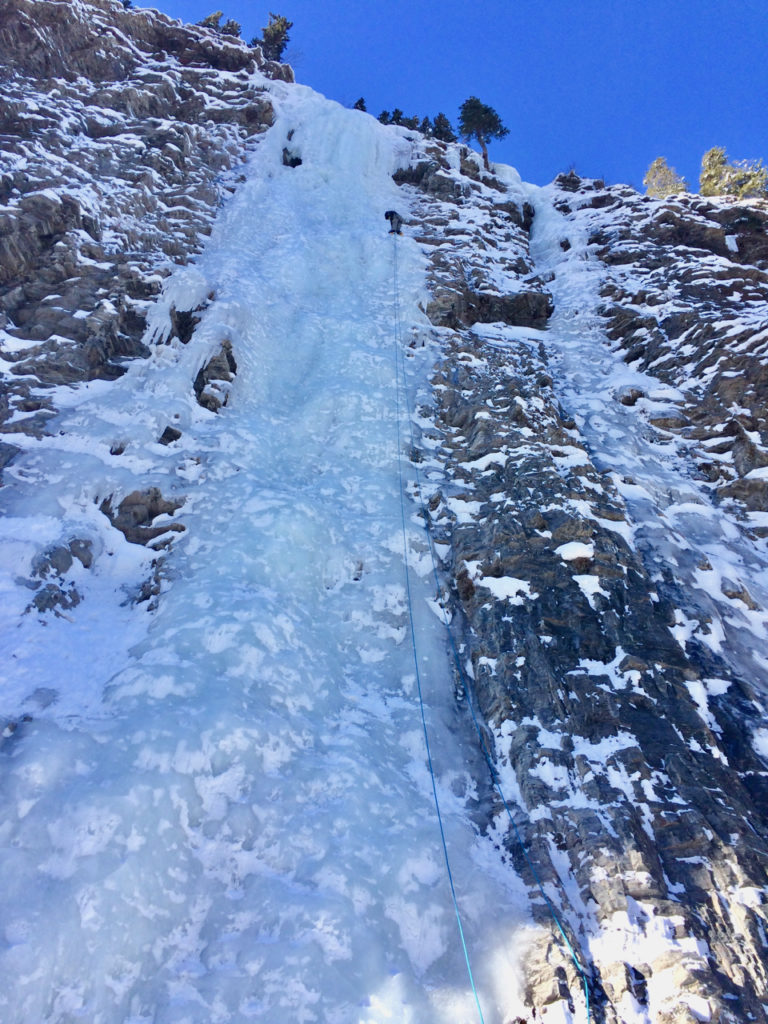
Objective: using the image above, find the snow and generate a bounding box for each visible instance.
[556,541,594,561]
[753,727,768,761]
[573,573,609,609]
[477,576,537,604]
[0,79,531,1023]
[4,49,768,1024]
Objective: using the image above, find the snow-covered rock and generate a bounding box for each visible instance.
[396,143,768,1020]
[1,3,767,1023]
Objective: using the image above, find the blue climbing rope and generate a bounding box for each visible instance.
[392,234,592,1023]
[392,235,487,1024]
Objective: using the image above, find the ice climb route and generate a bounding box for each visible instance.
[392,233,487,1024]
[0,86,534,1024]
[392,235,592,1023]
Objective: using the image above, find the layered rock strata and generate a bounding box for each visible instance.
[395,144,768,1021]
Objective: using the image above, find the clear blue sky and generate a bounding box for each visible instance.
[144,0,767,190]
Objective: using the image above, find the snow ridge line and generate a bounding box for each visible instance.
[392,235,487,1024]
[393,235,592,1023]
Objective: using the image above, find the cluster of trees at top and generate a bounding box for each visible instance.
[355,97,509,171]
[644,149,767,200]
[182,12,515,171]
[124,6,766,203]
[355,102,458,144]
[195,10,292,61]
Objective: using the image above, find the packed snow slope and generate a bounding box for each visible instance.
[2,3,768,1024]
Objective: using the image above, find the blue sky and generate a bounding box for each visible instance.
[145,0,767,190]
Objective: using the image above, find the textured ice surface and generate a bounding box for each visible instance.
[0,82,531,1023]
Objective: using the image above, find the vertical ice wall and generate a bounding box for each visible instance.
[0,81,534,1023]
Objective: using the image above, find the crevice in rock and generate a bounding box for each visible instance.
[193,338,237,412]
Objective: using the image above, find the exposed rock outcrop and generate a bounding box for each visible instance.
[99,487,185,547]
[397,141,768,1020]
[24,536,94,616]
[0,0,280,445]
[558,175,768,532]
[194,338,237,412]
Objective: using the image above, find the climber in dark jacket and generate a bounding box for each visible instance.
[385,210,403,235]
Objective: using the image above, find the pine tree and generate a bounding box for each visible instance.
[378,111,391,125]
[700,146,768,198]
[402,115,420,130]
[700,147,729,196]
[730,158,768,198]
[643,157,688,198]
[198,11,223,31]
[390,109,404,126]
[198,12,241,37]
[458,96,509,171]
[420,116,433,136]
[252,13,293,61]
[432,113,457,143]
[353,98,367,112]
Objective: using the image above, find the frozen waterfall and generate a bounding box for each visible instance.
[0,83,533,1023]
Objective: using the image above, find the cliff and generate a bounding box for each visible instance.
[1,3,767,1023]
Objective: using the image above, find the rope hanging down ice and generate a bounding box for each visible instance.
[392,234,487,1024]
[391,233,592,1023]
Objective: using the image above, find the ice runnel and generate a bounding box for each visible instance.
[0,84,530,1023]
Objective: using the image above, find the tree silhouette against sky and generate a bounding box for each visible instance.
[458,96,509,171]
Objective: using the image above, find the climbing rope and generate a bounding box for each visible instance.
[392,235,487,1024]
[392,234,592,1023]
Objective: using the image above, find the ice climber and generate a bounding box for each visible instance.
[385,209,403,234]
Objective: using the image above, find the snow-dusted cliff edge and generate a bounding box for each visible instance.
[1,3,767,1023]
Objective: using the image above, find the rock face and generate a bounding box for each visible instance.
[2,4,768,1020]
[395,147,768,1020]
[0,0,282,441]
[560,176,768,530]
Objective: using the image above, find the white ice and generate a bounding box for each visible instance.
[0,82,535,1023]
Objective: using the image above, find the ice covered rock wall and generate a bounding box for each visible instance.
[0,0,285,460]
[559,172,768,528]
[1,1,767,1021]
[393,140,768,1020]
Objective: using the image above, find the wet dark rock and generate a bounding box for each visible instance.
[282,147,303,168]
[100,487,185,546]
[394,162,469,203]
[169,305,205,345]
[555,171,583,193]
[467,289,553,328]
[0,440,20,475]
[618,385,647,403]
[495,200,536,232]
[425,328,768,1020]
[403,143,768,1019]
[158,425,183,445]
[194,339,237,412]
